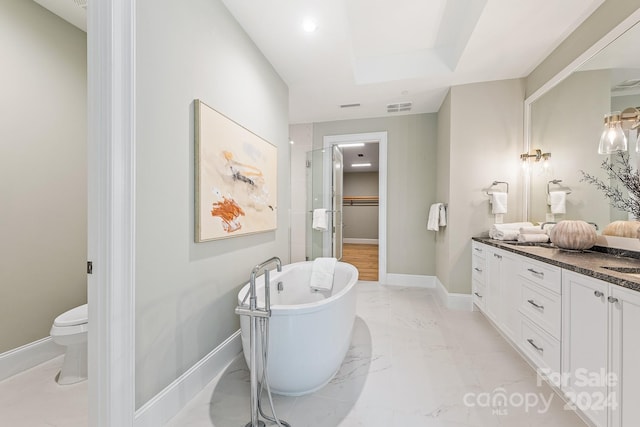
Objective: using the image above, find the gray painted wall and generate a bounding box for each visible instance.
[313,114,437,275]
[438,79,525,294]
[0,0,87,354]
[343,172,379,239]
[135,0,289,407]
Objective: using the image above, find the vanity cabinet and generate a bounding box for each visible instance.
[517,257,562,382]
[562,270,609,427]
[610,285,640,427]
[562,270,640,427]
[471,242,486,310]
[476,244,520,342]
[471,240,640,427]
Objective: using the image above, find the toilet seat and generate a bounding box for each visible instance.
[53,304,88,327]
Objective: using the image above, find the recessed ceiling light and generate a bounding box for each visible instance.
[338,143,365,148]
[351,163,371,168]
[302,18,318,33]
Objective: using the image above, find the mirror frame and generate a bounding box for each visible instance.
[523,10,640,223]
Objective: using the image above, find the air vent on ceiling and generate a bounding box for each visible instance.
[613,79,640,91]
[340,103,361,108]
[387,102,412,113]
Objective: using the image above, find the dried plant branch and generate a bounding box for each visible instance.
[580,151,640,219]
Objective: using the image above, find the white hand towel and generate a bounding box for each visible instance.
[491,192,508,214]
[519,226,548,235]
[310,257,337,291]
[548,191,566,214]
[439,204,447,227]
[517,234,550,243]
[489,222,534,240]
[312,208,328,231]
[427,203,442,231]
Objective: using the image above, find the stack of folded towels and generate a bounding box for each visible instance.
[489,222,534,241]
[517,226,550,243]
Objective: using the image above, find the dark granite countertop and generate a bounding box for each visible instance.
[472,237,640,292]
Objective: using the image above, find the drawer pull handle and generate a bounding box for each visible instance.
[474,247,482,252]
[608,296,619,304]
[494,254,502,259]
[594,290,604,298]
[474,292,483,299]
[474,267,483,272]
[527,299,544,310]
[527,338,544,353]
[527,268,544,278]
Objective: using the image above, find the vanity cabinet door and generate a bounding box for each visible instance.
[485,246,502,324]
[610,286,640,427]
[482,246,520,340]
[562,270,609,427]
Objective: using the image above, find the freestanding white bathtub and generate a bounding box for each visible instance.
[237,260,359,396]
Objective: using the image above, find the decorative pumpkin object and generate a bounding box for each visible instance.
[549,220,597,250]
[602,220,640,238]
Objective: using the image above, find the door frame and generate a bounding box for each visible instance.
[87,0,136,425]
[323,132,388,283]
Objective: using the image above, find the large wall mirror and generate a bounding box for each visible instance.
[525,14,640,245]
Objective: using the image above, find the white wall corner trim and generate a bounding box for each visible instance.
[435,277,473,311]
[134,331,242,427]
[384,273,436,288]
[88,0,137,425]
[0,337,64,382]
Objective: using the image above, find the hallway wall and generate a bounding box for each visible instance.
[135,0,289,407]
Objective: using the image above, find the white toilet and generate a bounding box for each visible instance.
[50,304,88,385]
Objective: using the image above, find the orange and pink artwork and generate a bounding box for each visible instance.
[195,100,277,242]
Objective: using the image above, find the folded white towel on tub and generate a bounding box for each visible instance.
[312,208,328,231]
[310,257,337,291]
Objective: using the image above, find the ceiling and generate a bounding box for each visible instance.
[341,143,379,173]
[222,0,605,124]
[33,0,606,124]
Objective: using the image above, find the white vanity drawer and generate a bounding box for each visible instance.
[472,254,486,284]
[520,317,561,377]
[472,241,486,259]
[472,279,485,310]
[519,258,561,294]
[519,280,561,339]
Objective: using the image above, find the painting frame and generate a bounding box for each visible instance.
[194,99,277,242]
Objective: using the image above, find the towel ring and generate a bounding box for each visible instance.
[485,181,509,196]
[547,179,572,195]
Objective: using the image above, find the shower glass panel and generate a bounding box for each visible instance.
[305,146,343,260]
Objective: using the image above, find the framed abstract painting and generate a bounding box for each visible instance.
[194,100,277,242]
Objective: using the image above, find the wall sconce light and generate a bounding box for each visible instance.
[598,107,640,154]
[520,149,551,170]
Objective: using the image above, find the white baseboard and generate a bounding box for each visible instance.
[384,273,436,288]
[343,238,379,245]
[435,277,473,311]
[134,330,242,427]
[0,337,64,382]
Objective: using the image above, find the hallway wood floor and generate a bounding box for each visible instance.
[342,243,378,281]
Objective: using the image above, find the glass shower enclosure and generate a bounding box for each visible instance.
[306,145,343,261]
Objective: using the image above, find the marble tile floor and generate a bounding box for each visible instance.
[167,282,589,427]
[0,354,88,427]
